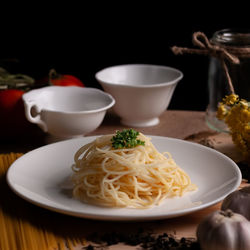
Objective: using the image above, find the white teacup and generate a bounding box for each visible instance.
[22,86,115,139]
[95,64,183,127]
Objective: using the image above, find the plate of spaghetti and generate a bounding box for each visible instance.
[7,130,241,221]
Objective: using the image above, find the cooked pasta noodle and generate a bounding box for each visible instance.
[71,133,197,208]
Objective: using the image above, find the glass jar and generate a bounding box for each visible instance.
[206,29,250,132]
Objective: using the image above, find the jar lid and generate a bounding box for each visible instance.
[211,29,250,47]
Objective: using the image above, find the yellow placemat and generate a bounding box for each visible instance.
[0,153,86,250]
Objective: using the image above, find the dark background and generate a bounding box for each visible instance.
[0,4,248,111]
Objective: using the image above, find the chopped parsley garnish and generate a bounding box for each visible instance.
[111,129,145,149]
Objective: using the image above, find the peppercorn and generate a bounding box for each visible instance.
[85,229,200,249]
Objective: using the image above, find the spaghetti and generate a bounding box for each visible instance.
[71,132,197,208]
[0,153,77,250]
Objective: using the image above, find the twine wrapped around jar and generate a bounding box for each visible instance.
[171,31,250,94]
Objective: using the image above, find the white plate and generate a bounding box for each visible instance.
[6,136,241,221]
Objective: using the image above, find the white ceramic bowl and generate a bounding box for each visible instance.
[22,86,115,139]
[95,64,183,127]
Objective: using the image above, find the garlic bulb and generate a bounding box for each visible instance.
[221,186,250,220]
[197,209,250,250]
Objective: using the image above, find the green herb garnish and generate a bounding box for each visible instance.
[111,129,145,149]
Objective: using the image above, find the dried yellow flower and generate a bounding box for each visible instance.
[217,94,250,162]
[222,94,239,106]
[217,103,228,120]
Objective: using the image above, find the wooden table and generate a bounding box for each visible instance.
[0,110,245,249]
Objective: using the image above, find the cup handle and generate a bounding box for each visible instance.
[23,100,48,132]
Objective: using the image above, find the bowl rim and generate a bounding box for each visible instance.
[95,64,183,88]
[22,86,115,114]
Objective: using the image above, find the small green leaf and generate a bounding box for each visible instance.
[111,129,145,149]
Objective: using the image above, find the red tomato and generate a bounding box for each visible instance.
[49,69,84,87]
[0,89,24,111]
[0,70,38,139]
[0,89,33,137]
